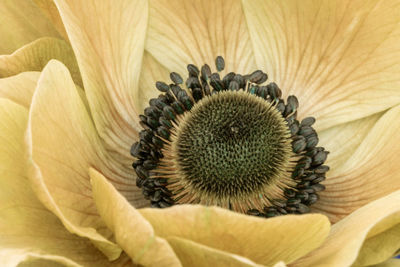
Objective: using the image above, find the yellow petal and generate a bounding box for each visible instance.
[374,258,400,267]
[33,0,69,40]
[167,237,263,267]
[27,60,126,260]
[147,0,257,75]
[54,0,147,157]
[0,0,60,54]
[0,37,82,87]
[318,112,381,171]
[90,168,181,267]
[140,205,330,265]
[294,191,400,267]
[0,71,40,108]
[136,52,171,112]
[242,0,400,130]
[314,104,400,222]
[0,99,112,266]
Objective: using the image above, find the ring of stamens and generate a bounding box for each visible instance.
[131,56,329,218]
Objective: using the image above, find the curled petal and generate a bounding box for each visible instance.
[140,205,330,265]
[294,191,400,266]
[90,168,181,267]
[0,71,40,108]
[167,237,263,267]
[315,105,400,222]
[0,0,60,54]
[27,60,125,260]
[0,99,111,266]
[0,37,82,87]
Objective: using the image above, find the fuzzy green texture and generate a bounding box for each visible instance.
[175,91,292,199]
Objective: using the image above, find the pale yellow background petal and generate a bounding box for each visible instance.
[314,105,400,222]
[0,0,61,54]
[27,60,126,260]
[33,0,69,40]
[146,0,257,76]
[90,168,181,267]
[354,217,400,266]
[136,52,171,112]
[54,0,147,158]
[318,112,381,171]
[294,191,400,266]
[140,205,330,265]
[243,0,400,130]
[0,71,40,108]
[0,37,82,87]
[373,258,400,267]
[0,99,113,266]
[167,237,263,267]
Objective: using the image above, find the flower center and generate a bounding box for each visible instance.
[131,56,329,218]
[172,90,293,203]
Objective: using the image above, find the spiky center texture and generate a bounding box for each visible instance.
[174,90,293,200]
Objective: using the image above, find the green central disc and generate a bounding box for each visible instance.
[174,90,293,199]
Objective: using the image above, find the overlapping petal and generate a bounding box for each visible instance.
[33,0,69,40]
[90,168,181,267]
[0,71,40,108]
[0,37,82,87]
[136,52,170,112]
[53,0,147,158]
[25,60,154,260]
[146,0,257,76]
[0,99,112,266]
[0,0,61,54]
[314,104,400,222]
[375,258,400,267]
[318,112,381,171]
[242,0,400,130]
[294,191,400,266]
[166,237,263,267]
[140,205,330,265]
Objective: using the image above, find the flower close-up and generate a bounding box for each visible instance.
[1,0,400,266]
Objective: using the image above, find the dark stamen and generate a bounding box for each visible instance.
[215,56,225,72]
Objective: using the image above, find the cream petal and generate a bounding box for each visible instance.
[0,71,40,108]
[293,191,400,266]
[0,0,60,54]
[90,168,181,267]
[0,99,113,266]
[318,112,381,171]
[27,60,129,260]
[166,237,263,267]
[314,105,400,222]
[146,0,257,76]
[242,0,400,130]
[374,258,400,267]
[140,205,330,265]
[53,0,147,157]
[0,37,82,87]
[33,0,69,40]
[136,51,171,112]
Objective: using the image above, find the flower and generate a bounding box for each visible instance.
[0,0,400,266]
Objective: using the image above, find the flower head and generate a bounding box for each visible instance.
[0,0,400,266]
